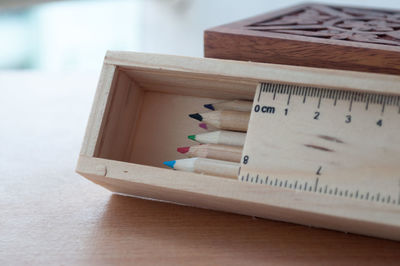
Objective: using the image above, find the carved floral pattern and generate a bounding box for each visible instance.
[247,5,400,46]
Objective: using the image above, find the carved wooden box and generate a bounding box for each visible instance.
[204,3,400,75]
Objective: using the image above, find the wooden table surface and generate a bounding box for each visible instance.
[1,71,399,265]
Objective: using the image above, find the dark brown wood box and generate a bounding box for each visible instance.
[204,3,400,75]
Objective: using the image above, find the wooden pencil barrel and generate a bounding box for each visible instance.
[194,158,239,179]
[187,144,242,162]
[202,110,250,132]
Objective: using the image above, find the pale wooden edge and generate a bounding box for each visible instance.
[104,51,400,95]
[76,155,400,241]
[79,63,116,157]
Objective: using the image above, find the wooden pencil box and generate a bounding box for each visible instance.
[76,51,400,240]
[204,3,400,75]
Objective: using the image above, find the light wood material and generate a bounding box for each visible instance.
[184,144,242,162]
[171,158,239,179]
[200,110,250,132]
[240,83,400,238]
[76,51,400,241]
[94,69,144,161]
[4,71,400,265]
[206,100,252,112]
[191,130,246,146]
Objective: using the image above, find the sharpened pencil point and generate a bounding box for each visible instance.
[204,104,215,111]
[177,147,190,154]
[163,160,176,168]
[199,123,208,130]
[188,135,196,141]
[189,113,203,121]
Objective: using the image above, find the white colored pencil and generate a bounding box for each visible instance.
[188,130,246,146]
[163,158,239,179]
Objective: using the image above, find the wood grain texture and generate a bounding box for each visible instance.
[77,155,400,241]
[184,144,243,162]
[192,131,246,146]
[241,83,400,230]
[200,110,250,132]
[104,51,400,94]
[94,68,144,161]
[78,51,400,241]
[2,71,400,265]
[204,3,400,75]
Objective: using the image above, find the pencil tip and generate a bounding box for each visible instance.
[204,104,215,111]
[177,147,190,154]
[199,123,208,130]
[189,113,203,121]
[163,160,176,168]
[188,135,196,141]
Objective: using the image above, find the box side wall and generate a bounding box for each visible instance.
[94,69,145,161]
[104,51,400,95]
[76,155,400,241]
[79,63,116,157]
[94,66,257,168]
[204,30,400,75]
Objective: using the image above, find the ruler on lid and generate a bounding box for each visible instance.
[239,82,400,234]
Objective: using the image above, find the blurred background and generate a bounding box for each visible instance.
[2,1,400,263]
[1,0,400,72]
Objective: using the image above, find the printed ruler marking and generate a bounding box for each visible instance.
[239,173,400,206]
[241,82,400,207]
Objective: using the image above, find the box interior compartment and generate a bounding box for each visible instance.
[93,66,257,169]
[77,52,400,242]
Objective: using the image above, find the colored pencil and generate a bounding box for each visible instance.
[177,144,242,162]
[204,100,252,112]
[198,123,208,130]
[188,130,246,146]
[163,158,239,179]
[189,110,250,132]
